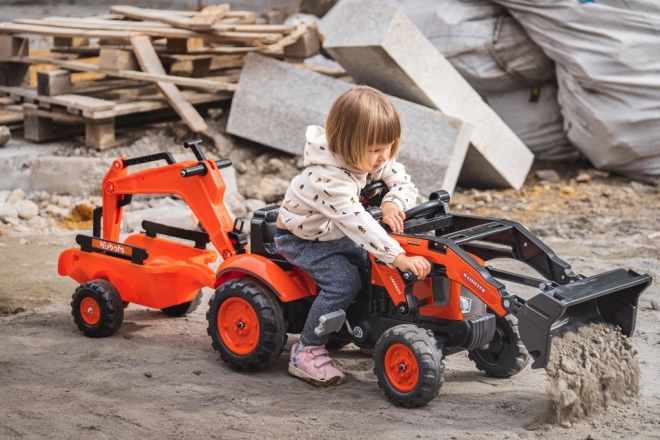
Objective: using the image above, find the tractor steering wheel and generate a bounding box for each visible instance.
[403,200,444,221]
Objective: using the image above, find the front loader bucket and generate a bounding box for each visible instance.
[517,268,652,369]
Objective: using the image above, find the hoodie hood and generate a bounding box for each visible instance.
[303,126,365,175]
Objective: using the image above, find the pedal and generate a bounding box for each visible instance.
[314,310,346,336]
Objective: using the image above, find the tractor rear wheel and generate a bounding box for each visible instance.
[161,289,203,317]
[468,313,530,378]
[206,277,286,371]
[373,324,444,407]
[71,279,124,338]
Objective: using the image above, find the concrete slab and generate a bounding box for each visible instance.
[0,141,238,199]
[322,0,534,189]
[226,53,473,195]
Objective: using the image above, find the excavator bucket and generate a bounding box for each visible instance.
[517,268,652,369]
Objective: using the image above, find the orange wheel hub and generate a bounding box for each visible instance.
[384,343,419,393]
[80,297,101,326]
[217,297,259,355]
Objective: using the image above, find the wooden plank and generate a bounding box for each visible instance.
[109,6,235,32]
[209,54,245,71]
[0,55,238,93]
[130,35,206,132]
[259,22,317,52]
[0,22,269,44]
[0,86,115,115]
[190,5,230,30]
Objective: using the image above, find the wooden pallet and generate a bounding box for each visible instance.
[0,4,322,148]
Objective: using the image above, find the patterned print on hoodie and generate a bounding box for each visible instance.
[276,126,418,266]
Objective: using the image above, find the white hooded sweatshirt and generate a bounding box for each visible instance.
[277,126,418,265]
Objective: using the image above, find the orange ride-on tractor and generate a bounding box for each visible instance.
[208,181,652,407]
[59,141,652,408]
[58,140,245,337]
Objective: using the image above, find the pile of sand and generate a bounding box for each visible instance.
[544,322,640,424]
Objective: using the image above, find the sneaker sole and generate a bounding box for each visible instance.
[288,364,346,387]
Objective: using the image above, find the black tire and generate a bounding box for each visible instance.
[206,277,286,371]
[71,279,124,338]
[468,313,530,378]
[373,324,445,408]
[161,289,203,317]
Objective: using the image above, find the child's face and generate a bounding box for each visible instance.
[364,142,393,172]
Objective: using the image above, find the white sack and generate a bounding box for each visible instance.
[486,83,578,161]
[491,0,660,175]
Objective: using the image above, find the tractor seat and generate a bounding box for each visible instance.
[250,206,291,269]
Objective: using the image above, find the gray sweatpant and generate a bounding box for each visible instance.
[274,229,369,347]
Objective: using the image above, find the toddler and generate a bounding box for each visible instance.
[274,86,431,386]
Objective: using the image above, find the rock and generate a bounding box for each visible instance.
[576,171,592,183]
[3,216,20,226]
[41,204,64,218]
[0,190,9,203]
[234,162,248,174]
[245,175,290,203]
[244,198,268,213]
[591,248,610,257]
[0,125,10,146]
[560,186,576,196]
[56,196,72,208]
[0,202,19,220]
[7,188,25,203]
[27,216,48,228]
[13,199,39,220]
[560,420,572,429]
[651,300,660,311]
[535,169,560,182]
[122,206,199,233]
[472,192,493,203]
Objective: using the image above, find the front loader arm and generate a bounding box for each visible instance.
[100,149,236,260]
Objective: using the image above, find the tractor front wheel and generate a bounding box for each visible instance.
[206,277,286,371]
[161,289,203,317]
[373,324,444,408]
[468,313,530,378]
[71,279,124,338]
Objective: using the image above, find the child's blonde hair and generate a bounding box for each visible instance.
[326,86,401,170]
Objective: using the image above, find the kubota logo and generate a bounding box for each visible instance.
[93,238,126,254]
[389,275,403,297]
[462,270,485,294]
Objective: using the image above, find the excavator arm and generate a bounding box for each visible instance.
[98,140,239,260]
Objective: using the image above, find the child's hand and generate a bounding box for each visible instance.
[381,201,405,233]
[393,254,432,280]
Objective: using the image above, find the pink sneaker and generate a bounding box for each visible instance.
[289,343,346,386]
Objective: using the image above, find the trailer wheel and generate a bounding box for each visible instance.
[71,279,124,338]
[161,289,203,317]
[468,313,530,378]
[373,324,444,408]
[206,277,286,371]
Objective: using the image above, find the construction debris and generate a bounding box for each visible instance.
[226,53,472,195]
[0,125,9,146]
[0,5,319,149]
[322,0,534,190]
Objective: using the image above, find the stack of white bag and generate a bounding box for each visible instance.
[491,0,660,175]
[391,0,578,161]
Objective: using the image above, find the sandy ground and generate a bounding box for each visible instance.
[1,171,659,439]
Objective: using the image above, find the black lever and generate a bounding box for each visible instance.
[181,163,208,177]
[183,139,206,161]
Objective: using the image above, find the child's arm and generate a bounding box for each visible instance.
[378,159,419,212]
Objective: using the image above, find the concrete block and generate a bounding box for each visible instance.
[322,1,533,189]
[227,53,472,195]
